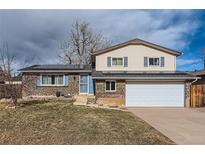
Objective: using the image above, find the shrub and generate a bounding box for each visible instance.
[56,91,61,97]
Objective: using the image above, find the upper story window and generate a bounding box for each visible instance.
[112,57,123,66]
[107,57,128,67]
[42,75,64,86]
[149,58,160,66]
[144,57,165,67]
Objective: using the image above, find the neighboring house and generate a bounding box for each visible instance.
[4,75,22,85]
[0,68,22,84]
[20,38,200,107]
[0,70,22,99]
[192,70,205,84]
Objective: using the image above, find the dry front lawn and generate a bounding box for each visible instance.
[0,100,174,144]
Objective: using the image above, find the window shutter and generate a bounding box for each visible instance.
[107,57,111,67]
[64,74,69,86]
[161,57,165,67]
[124,57,128,67]
[144,57,148,67]
[36,75,42,86]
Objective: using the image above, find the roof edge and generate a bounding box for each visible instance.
[19,64,92,72]
[92,76,200,80]
[92,38,181,56]
[20,70,92,73]
[191,70,205,76]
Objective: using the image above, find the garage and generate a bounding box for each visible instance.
[126,83,185,107]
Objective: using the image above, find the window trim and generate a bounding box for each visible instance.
[148,57,160,67]
[111,57,124,67]
[41,74,65,86]
[105,80,116,92]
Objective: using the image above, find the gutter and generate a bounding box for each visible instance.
[20,70,92,73]
[92,76,201,80]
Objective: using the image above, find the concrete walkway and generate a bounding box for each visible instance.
[128,108,205,145]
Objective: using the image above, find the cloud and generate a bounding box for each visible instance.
[96,10,200,50]
[0,10,202,71]
[177,58,201,66]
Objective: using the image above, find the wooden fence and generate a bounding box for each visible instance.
[0,84,22,99]
[191,84,205,107]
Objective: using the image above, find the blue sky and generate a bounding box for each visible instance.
[0,10,205,71]
[175,10,205,71]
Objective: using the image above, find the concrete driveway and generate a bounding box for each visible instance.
[128,108,205,145]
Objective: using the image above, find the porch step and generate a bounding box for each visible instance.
[76,96,87,102]
[74,95,96,106]
[87,96,96,104]
[73,101,87,106]
[96,97,125,107]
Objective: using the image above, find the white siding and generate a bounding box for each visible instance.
[96,44,176,72]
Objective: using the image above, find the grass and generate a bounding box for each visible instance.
[0,100,174,145]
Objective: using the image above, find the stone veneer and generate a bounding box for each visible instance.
[185,81,192,107]
[95,79,125,106]
[95,80,125,98]
[22,72,79,97]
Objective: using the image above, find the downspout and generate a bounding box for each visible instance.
[191,78,198,84]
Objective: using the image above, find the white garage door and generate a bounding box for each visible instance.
[126,83,184,107]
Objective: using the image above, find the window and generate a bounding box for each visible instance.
[42,75,51,85]
[105,81,116,92]
[149,58,160,66]
[42,75,64,86]
[57,75,64,85]
[112,58,123,66]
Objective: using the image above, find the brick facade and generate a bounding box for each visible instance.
[95,80,125,106]
[95,80,192,107]
[185,81,192,107]
[95,80,125,98]
[22,71,192,107]
[22,73,79,97]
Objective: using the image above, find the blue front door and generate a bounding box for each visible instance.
[79,75,94,94]
[80,75,88,94]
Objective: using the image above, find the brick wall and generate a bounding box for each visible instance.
[95,79,125,98]
[185,81,192,107]
[95,79,125,106]
[22,73,79,97]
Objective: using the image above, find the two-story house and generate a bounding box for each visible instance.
[20,38,199,107]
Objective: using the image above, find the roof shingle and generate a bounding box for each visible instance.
[92,38,181,56]
[92,70,199,80]
[19,64,92,72]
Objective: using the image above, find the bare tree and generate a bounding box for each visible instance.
[0,43,36,106]
[59,20,111,65]
[0,43,18,105]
